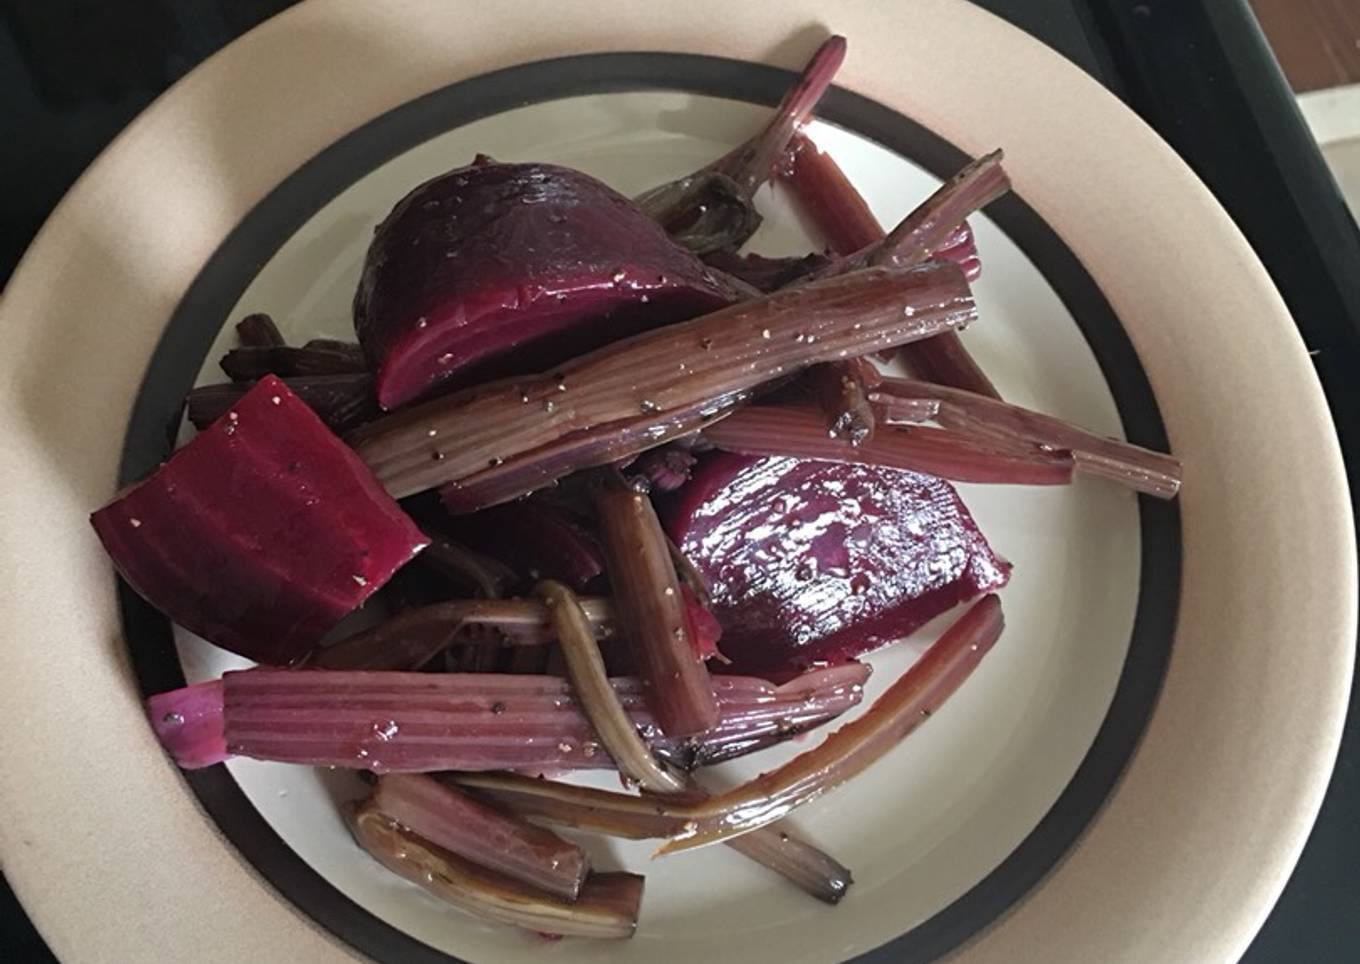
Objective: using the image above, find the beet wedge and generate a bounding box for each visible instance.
[354,159,735,409]
[91,375,427,664]
[662,453,1008,676]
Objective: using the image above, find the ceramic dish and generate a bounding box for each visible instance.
[0,2,1352,963]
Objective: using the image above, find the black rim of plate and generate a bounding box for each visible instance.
[118,52,1181,964]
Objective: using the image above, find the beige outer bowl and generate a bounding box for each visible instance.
[0,1,1352,962]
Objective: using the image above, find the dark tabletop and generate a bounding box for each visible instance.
[1,1,1356,961]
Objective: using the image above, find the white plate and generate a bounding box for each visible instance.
[165,92,1144,964]
[0,2,1351,963]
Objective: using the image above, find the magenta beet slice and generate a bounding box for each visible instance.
[662,454,1009,676]
[91,375,427,664]
[354,160,735,409]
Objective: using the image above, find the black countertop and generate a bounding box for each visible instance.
[1,1,1355,960]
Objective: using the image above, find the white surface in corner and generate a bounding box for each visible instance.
[1297,83,1360,217]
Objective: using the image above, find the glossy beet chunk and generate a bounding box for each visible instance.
[91,375,427,664]
[662,454,1008,676]
[354,160,735,409]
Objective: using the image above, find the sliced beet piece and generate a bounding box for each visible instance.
[91,375,427,665]
[661,453,1008,676]
[354,160,735,409]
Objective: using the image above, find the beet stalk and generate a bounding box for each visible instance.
[805,356,878,444]
[234,312,286,347]
[352,262,976,500]
[536,579,685,792]
[146,664,869,773]
[220,339,367,381]
[309,597,613,670]
[872,377,1181,498]
[371,773,588,901]
[635,36,847,254]
[185,373,377,434]
[592,480,719,737]
[347,801,642,938]
[702,405,1075,486]
[783,138,1004,397]
[439,598,1003,855]
[869,393,941,425]
[455,772,853,904]
[779,133,885,257]
[416,536,517,599]
[438,390,749,514]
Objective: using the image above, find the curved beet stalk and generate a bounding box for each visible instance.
[872,377,1182,498]
[353,262,977,499]
[348,801,642,939]
[452,771,690,838]
[309,597,612,670]
[185,373,377,434]
[593,480,719,737]
[92,376,426,665]
[417,536,517,599]
[538,580,685,792]
[445,599,1002,855]
[310,589,719,672]
[372,773,588,901]
[355,161,734,410]
[634,36,847,254]
[655,595,1004,853]
[455,772,852,904]
[147,664,869,772]
[637,171,763,257]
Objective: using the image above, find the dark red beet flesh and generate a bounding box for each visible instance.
[91,375,427,665]
[354,160,735,409]
[662,454,1009,676]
